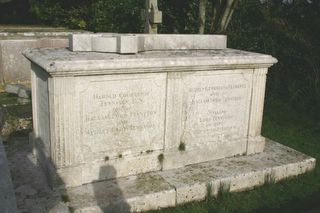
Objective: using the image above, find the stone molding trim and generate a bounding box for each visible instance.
[23,48,277,76]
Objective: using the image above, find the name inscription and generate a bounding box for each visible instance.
[81,74,166,152]
[182,74,251,143]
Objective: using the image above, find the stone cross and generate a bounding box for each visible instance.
[141,0,162,34]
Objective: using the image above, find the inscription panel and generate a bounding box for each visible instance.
[181,71,253,147]
[80,73,167,156]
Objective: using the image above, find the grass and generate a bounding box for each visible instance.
[0,92,32,117]
[0,92,20,106]
[0,92,32,140]
[148,100,320,213]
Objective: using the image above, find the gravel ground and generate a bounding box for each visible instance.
[5,136,69,213]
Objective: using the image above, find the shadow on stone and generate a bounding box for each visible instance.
[7,132,132,212]
[93,165,131,213]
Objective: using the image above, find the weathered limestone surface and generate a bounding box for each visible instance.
[68,173,176,213]
[24,44,278,187]
[159,139,316,204]
[24,48,275,74]
[67,140,316,212]
[0,137,18,213]
[164,69,253,169]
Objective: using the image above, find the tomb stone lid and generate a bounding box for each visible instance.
[23,34,277,76]
[23,48,277,76]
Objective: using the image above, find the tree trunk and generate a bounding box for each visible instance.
[199,0,207,34]
[210,0,239,33]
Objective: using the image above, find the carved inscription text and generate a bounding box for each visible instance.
[81,74,166,153]
[182,74,252,143]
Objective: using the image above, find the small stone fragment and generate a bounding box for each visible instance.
[17,87,31,99]
[5,84,24,95]
[5,84,31,99]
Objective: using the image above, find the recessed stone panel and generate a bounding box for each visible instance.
[180,71,253,148]
[79,73,167,160]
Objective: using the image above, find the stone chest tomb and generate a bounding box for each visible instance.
[24,34,278,187]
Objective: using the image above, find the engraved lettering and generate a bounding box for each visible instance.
[184,80,249,142]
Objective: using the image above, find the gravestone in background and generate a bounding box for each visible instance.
[0,26,87,84]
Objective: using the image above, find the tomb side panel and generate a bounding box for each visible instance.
[246,68,268,154]
[164,70,253,169]
[48,72,167,184]
[50,77,80,168]
[181,70,253,148]
[78,73,167,161]
[32,63,51,159]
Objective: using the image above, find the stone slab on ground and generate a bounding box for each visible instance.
[0,137,18,213]
[67,173,176,213]
[17,86,31,99]
[5,83,31,98]
[5,83,24,94]
[67,139,316,212]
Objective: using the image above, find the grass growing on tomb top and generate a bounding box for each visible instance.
[148,100,320,213]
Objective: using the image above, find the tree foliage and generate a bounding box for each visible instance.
[26,0,239,34]
[227,0,320,120]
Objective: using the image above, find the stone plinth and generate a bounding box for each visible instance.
[67,140,316,212]
[23,34,278,188]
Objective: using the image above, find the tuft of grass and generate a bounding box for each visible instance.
[264,172,276,185]
[206,182,212,200]
[158,154,164,164]
[217,182,231,198]
[178,142,186,151]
